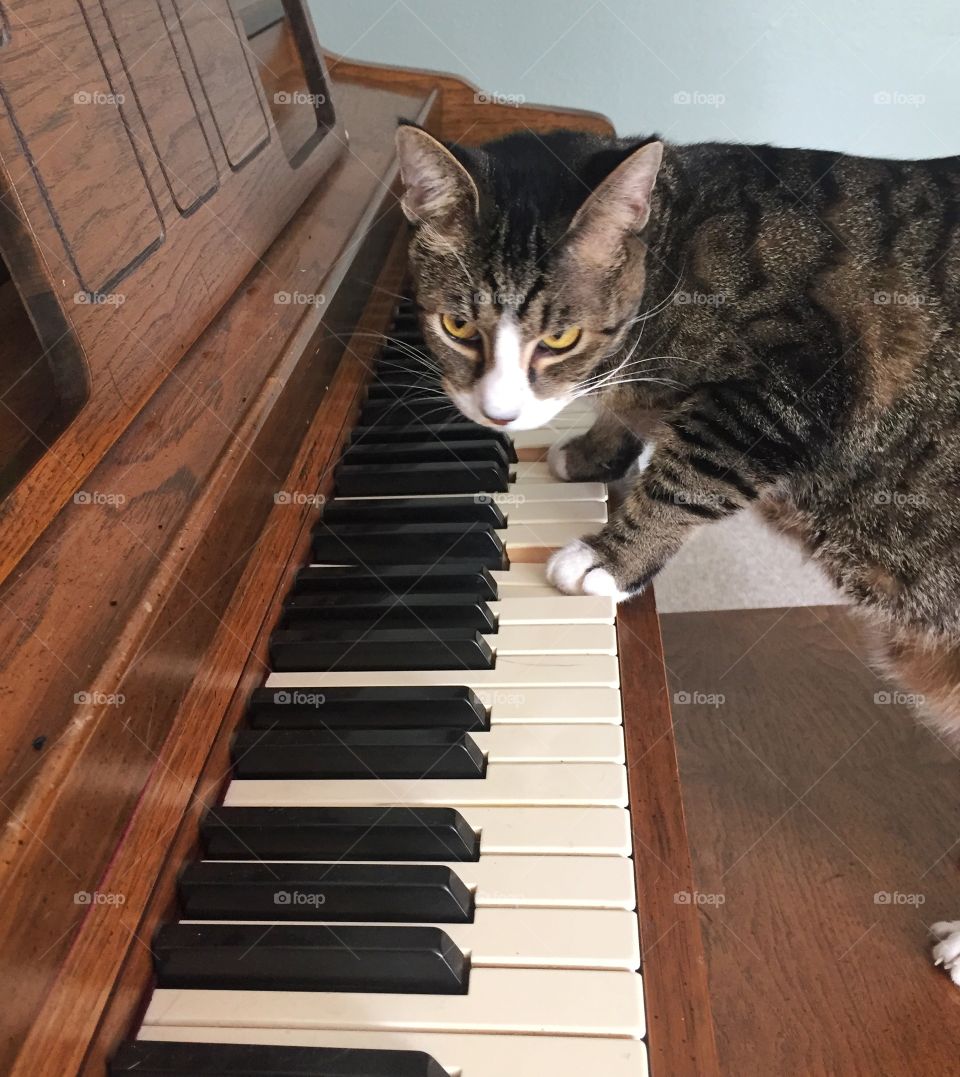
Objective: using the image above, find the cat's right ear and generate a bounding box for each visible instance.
[395,125,480,232]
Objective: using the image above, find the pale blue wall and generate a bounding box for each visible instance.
[310,0,960,157]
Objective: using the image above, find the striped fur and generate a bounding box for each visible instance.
[398,125,960,733]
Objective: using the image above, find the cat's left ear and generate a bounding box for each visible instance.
[395,125,480,233]
[566,140,664,265]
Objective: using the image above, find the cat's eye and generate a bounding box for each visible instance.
[440,313,480,342]
[540,326,582,352]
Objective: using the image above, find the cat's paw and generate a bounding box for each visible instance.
[546,539,630,601]
[931,921,960,987]
[546,439,572,481]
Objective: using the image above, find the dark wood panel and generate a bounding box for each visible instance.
[99,0,219,214]
[662,605,960,1076]
[619,591,721,1077]
[0,0,163,292]
[173,0,269,169]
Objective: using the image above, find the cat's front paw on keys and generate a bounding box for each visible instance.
[931,921,960,986]
[546,439,572,481]
[546,539,630,601]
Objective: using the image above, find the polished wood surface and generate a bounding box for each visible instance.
[619,591,721,1077]
[662,604,960,1076]
[0,0,343,582]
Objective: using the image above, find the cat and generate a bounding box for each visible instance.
[394,122,960,986]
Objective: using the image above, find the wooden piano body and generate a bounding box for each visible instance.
[0,4,717,1073]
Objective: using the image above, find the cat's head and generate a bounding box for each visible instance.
[395,124,664,430]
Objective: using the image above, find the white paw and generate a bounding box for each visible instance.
[547,439,571,481]
[546,539,629,601]
[931,921,960,987]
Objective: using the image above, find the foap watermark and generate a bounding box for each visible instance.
[673,90,726,108]
[274,90,326,106]
[674,889,725,906]
[272,690,326,707]
[474,91,526,107]
[673,689,725,708]
[873,90,926,108]
[74,290,125,307]
[874,890,925,906]
[474,288,524,309]
[274,890,327,907]
[74,490,126,507]
[873,490,927,508]
[674,290,728,308]
[74,889,125,906]
[874,690,926,707]
[75,691,125,707]
[873,290,927,308]
[274,491,326,507]
[274,291,326,307]
[674,490,727,512]
[74,89,124,106]
[476,491,525,507]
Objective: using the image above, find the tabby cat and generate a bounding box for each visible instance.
[394,122,960,753]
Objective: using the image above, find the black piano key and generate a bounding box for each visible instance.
[340,440,510,469]
[349,424,517,462]
[335,461,509,497]
[153,924,470,994]
[293,564,498,599]
[281,593,497,632]
[231,729,487,779]
[178,861,475,923]
[322,495,506,527]
[247,686,490,731]
[270,627,495,672]
[110,1040,446,1077]
[358,397,472,423]
[201,807,480,861]
[366,379,442,399]
[311,522,505,567]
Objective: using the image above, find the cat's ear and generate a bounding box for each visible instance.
[566,140,664,265]
[395,125,480,232]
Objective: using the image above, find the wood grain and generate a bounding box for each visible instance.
[324,50,615,145]
[618,589,721,1077]
[0,0,345,584]
[662,604,960,1076]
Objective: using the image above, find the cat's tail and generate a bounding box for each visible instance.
[865,621,960,741]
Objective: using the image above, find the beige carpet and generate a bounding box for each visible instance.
[653,507,845,613]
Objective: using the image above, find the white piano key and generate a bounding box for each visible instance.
[512,460,554,481]
[472,807,632,854]
[265,653,620,689]
[475,686,622,724]
[138,1026,649,1077]
[505,521,596,552]
[143,967,646,1037]
[224,761,628,808]
[491,563,549,588]
[183,908,640,971]
[504,499,607,524]
[504,480,605,500]
[485,624,616,656]
[491,595,615,624]
[512,426,590,449]
[471,723,624,763]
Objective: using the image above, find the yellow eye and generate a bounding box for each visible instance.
[540,326,582,351]
[441,314,480,342]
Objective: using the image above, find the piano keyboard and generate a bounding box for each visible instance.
[116,301,648,1077]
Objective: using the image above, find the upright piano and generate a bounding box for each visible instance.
[0,4,719,1074]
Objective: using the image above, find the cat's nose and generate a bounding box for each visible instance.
[482,409,518,427]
